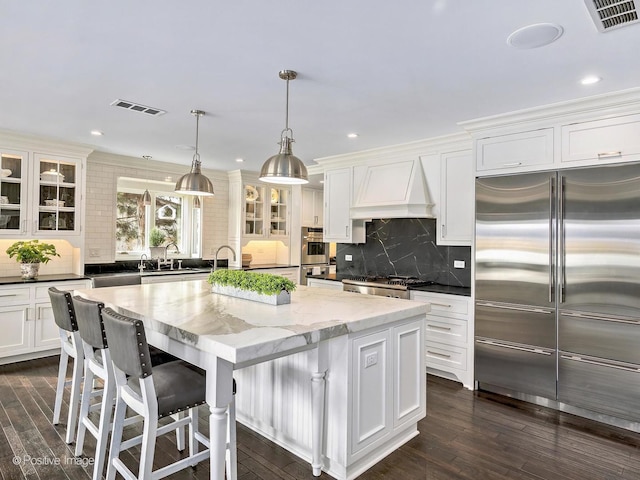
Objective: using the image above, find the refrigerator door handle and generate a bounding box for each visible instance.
[560,354,640,373]
[476,338,553,355]
[476,301,552,314]
[562,311,640,325]
[549,176,555,303]
[559,175,566,303]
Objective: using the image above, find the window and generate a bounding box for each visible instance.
[115,178,201,258]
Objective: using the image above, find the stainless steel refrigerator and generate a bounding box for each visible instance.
[475,162,640,424]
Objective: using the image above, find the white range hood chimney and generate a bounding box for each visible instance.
[350,158,434,219]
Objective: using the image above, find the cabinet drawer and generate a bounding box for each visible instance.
[476,128,554,172]
[425,317,467,347]
[410,291,469,317]
[35,281,90,300]
[425,341,467,371]
[562,113,640,163]
[0,287,31,304]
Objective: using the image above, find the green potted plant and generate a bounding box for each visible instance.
[6,240,60,279]
[149,227,166,259]
[207,269,296,305]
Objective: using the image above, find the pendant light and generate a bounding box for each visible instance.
[175,109,215,196]
[259,70,308,184]
[141,155,152,206]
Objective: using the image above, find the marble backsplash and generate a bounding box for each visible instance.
[336,218,471,287]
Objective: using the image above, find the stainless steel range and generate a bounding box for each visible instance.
[342,275,433,299]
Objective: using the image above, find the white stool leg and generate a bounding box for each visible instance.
[189,407,199,460]
[138,415,158,479]
[106,393,126,480]
[65,347,84,444]
[52,347,69,425]
[174,412,186,451]
[92,369,114,480]
[74,363,94,456]
[225,396,237,480]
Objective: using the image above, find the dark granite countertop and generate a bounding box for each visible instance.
[306,273,471,297]
[0,273,90,286]
[85,262,299,279]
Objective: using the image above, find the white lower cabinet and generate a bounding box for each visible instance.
[410,290,473,389]
[0,280,91,363]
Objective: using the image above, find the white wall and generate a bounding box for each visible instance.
[85,152,229,263]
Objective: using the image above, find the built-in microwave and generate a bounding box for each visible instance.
[301,227,330,265]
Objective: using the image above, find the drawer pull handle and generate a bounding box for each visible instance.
[597,151,622,159]
[428,324,452,331]
[476,302,551,314]
[0,294,18,297]
[561,354,640,373]
[503,162,522,167]
[427,350,452,359]
[431,302,452,308]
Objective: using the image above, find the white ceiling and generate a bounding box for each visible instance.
[1,1,639,174]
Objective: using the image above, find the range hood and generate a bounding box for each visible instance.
[350,158,434,219]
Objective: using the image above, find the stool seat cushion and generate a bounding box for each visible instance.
[128,361,206,418]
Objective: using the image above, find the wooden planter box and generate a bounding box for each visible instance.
[211,284,291,305]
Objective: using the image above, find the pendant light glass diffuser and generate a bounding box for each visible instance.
[141,155,152,206]
[259,70,308,184]
[175,109,215,196]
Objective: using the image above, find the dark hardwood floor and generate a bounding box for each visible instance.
[1,356,639,479]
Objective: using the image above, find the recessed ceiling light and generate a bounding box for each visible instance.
[507,23,564,49]
[90,130,104,136]
[347,133,359,138]
[581,75,601,85]
[235,158,244,163]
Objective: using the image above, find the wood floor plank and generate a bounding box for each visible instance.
[2,356,640,480]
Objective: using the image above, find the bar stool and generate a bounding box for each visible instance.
[72,296,141,480]
[48,287,84,445]
[101,307,224,480]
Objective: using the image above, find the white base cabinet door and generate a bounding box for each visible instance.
[0,305,31,358]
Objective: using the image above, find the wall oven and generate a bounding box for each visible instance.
[301,227,329,265]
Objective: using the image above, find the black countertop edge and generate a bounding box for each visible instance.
[86,264,300,278]
[306,273,471,297]
[0,274,90,286]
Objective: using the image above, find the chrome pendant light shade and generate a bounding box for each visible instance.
[259,70,308,185]
[175,109,215,196]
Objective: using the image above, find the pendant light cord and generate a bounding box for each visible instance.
[282,76,293,140]
[194,112,201,163]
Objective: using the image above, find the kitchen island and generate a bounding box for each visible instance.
[75,280,428,480]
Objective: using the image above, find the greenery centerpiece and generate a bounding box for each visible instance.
[149,227,166,259]
[6,240,60,279]
[207,269,296,305]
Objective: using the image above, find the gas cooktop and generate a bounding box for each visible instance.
[342,275,435,289]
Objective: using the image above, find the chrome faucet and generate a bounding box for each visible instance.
[158,242,180,270]
[138,253,148,273]
[214,245,237,271]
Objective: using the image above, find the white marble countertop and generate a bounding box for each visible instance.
[75,280,429,366]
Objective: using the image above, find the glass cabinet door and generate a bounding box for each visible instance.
[36,156,78,233]
[244,183,265,236]
[0,151,26,233]
[269,187,289,236]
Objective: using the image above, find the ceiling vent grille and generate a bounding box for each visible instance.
[110,99,166,116]
[584,0,639,32]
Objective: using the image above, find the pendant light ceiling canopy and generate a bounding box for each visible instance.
[175,109,215,196]
[141,155,152,206]
[259,70,308,185]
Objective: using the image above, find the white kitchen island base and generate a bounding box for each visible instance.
[234,315,426,480]
[75,282,427,480]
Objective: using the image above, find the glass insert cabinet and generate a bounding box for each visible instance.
[243,183,290,238]
[0,149,84,237]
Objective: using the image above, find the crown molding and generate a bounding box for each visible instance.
[0,129,94,157]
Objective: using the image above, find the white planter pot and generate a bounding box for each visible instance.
[211,284,291,305]
[20,262,40,279]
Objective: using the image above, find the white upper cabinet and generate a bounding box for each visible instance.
[475,128,554,174]
[0,138,90,242]
[561,113,640,165]
[439,150,473,245]
[323,167,365,243]
[301,187,323,227]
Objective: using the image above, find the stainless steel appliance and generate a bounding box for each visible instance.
[300,227,330,285]
[342,275,433,299]
[475,163,640,426]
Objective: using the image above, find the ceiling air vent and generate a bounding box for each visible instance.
[110,99,166,116]
[584,0,639,32]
